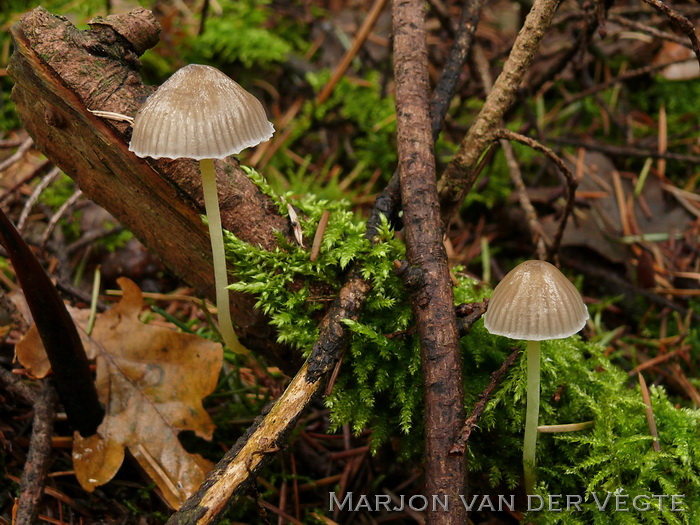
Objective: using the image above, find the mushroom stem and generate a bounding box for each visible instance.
[523,339,541,494]
[199,158,248,355]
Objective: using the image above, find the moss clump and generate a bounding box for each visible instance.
[223,169,700,523]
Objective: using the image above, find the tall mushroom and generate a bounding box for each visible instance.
[483,260,588,494]
[129,64,274,354]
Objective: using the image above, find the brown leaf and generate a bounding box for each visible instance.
[62,277,222,509]
[15,306,91,379]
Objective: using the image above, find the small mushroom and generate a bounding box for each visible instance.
[483,259,588,494]
[129,64,274,354]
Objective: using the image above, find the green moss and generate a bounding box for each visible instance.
[185,0,295,68]
[222,169,700,522]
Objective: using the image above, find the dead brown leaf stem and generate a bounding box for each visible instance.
[393,1,466,523]
[438,0,562,223]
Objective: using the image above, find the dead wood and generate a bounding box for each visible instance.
[15,383,58,525]
[7,7,298,369]
[393,1,466,523]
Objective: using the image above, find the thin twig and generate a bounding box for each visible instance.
[40,189,83,249]
[495,129,577,260]
[609,14,694,47]
[473,44,548,259]
[0,366,38,405]
[438,0,563,223]
[553,137,700,164]
[640,0,700,66]
[17,167,62,233]
[562,58,695,107]
[16,382,58,525]
[451,347,521,455]
[430,0,485,132]
[0,137,33,172]
[66,225,125,255]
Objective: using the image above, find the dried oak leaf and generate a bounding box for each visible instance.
[71,277,222,509]
[15,305,91,378]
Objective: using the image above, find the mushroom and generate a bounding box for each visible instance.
[129,64,274,354]
[483,259,588,494]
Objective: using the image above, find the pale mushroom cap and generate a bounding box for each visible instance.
[484,260,589,341]
[129,64,274,160]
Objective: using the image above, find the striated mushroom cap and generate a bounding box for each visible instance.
[484,260,589,341]
[129,64,274,160]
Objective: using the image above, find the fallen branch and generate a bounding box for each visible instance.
[393,2,466,523]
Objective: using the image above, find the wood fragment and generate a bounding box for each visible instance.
[15,383,58,525]
[393,1,466,522]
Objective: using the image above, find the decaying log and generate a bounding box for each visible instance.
[8,7,299,369]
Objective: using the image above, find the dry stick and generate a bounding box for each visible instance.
[473,44,548,260]
[451,347,521,455]
[532,6,599,97]
[15,382,58,525]
[167,274,372,525]
[40,189,83,248]
[640,0,700,66]
[0,137,33,172]
[393,2,466,524]
[17,168,62,232]
[0,366,38,405]
[316,0,389,105]
[494,129,578,260]
[430,0,485,134]
[438,0,563,224]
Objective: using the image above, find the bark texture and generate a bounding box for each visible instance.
[8,7,299,369]
[392,1,466,522]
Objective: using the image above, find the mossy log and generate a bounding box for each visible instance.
[8,7,299,370]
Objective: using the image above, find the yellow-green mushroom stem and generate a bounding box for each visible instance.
[199,158,248,355]
[523,339,541,494]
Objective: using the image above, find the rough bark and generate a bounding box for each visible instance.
[8,7,299,369]
[392,1,466,523]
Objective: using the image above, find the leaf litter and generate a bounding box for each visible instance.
[15,277,223,509]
